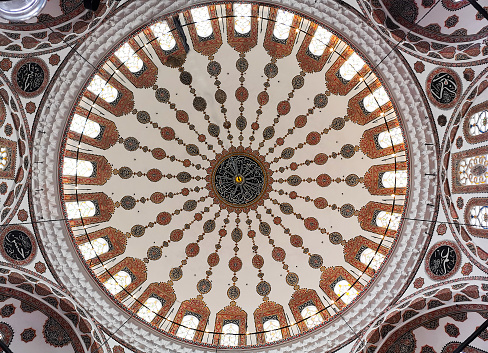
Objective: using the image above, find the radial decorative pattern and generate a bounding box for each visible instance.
[60,3,409,347]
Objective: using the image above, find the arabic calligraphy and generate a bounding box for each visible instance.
[3,230,32,261]
[16,62,44,94]
[429,245,456,276]
[430,72,458,104]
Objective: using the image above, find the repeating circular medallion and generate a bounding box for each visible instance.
[426,68,462,110]
[425,241,461,281]
[12,58,49,98]
[0,226,36,265]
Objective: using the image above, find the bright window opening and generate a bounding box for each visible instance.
[191,7,213,38]
[137,297,163,322]
[458,155,488,186]
[469,110,488,137]
[103,270,132,295]
[63,158,94,177]
[115,43,144,73]
[234,3,252,34]
[79,238,110,260]
[273,9,294,40]
[339,53,365,81]
[0,147,7,170]
[308,26,332,56]
[469,205,488,230]
[176,314,199,340]
[150,21,176,51]
[87,75,119,103]
[220,323,239,346]
[359,248,385,271]
[377,127,403,149]
[375,211,401,231]
[333,280,358,305]
[381,170,408,188]
[300,305,323,329]
[263,319,282,343]
[363,86,389,113]
[66,201,96,219]
[70,114,101,139]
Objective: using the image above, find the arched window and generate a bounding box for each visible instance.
[458,155,488,186]
[115,43,144,73]
[137,297,163,322]
[65,201,96,219]
[63,158,94,177]
[273,9,294,40]
[375,211,401,231]
[78,238,110,260]
[87,75,119,103]
[308,26,332,56]
[175,314,199,340]
[363,86,389,112]
[263,318,282,343]
[103,270,132,295]
[300,305,323,329]
[469,205,488,230]
[191,7,213,38]
[381,170,408,188]
[468,110,488,137]
[70,114,101,139]
[339,53,365,81]
[0,147,7,170]
[377,127,403,148]
[233,3,252,35]
[359,248,385,271]
[150,21,176,51]
[220,322,239,346]
[333,280,359,305]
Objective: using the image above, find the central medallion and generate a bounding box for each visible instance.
[207,147,273,213]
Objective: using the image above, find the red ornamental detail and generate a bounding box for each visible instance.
[235,87,249,102]
[176,110,189,123]
[252,254,264,268]
[150,192,164,204]
[251,122,259,130]
[208,253,220,267]
[156,212,172,225]
[181,188,190,196]
[248,230,256,238]
[257,91,269,105]
[183,159,191,167]
[276,138,284,145]
[295,115,307,128]
[290,162,298,170]
[151,148,166,160]
[277,100,291,115]
[317,174,332,187]
[314,197,328,209]
[229,256,243,272]
[186,243,200,257]
[305,217,319,231]
[160,127,175,140]
[290,235,303,247]
[314,153,328,165]
[272,247,286,261]
[170,229,183,242]
[306,131,321,145]
[147,168,162,182]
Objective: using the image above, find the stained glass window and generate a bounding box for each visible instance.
[220,323,239,346]
[375,211,401,231]
[191,7,213,38]
[115,43,144,73]
[339,53,365,81]
[300,305,323,329]
[308,26,332,56]
[79,238,110,260]
[175,314,199,340]
[87,75,118,103]
[378,127,403,149]
[63,158,94,177]
[458,154,488,186]
[263,319,282,343]
[234,3,252,34]
[333,280,359,305]
[363,86,389,113]
[150,21,176,51]
[66,201,96,219]
[0,147,7,170]
[381,170,408,188]
[359,248,385,270]
[469,205,488,230]
[273,9,294,40]
[103,270,132,295]
[468,110,488,137]
[137,297,163,322]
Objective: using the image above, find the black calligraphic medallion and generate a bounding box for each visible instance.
[16,62,45,94]
[430,73,457,105]
[214,155,264,205]
[3,230,32,261]
[428,245,456,276]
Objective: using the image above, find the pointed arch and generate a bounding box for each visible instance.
[347,79,394,125]
[297,22,337,73]
[130,282,176,326]
[358,201,404,237]
[289,288,329,333]
[225,3,259,53]
[213,303,247,346]
[63,150,112,186]
[325,47,369,95]
[360,120,405,159]
[99,257,147,300]
[343,236,388,277]
[364,162,407,196]
[64,192,114,227]
[319,266,363,308]
[263,7,300,59]
[144,18,188,67]
[254,301,290,344]
[183,5,222,56]
[169,298,210,342]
